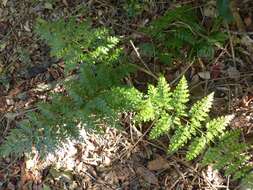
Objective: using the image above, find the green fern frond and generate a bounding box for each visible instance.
[189,92,214,134]
[0,121,34,157]
[168,127,191,153]
[135,99,156,123]
[35,18,120,71]
[186,115,234,160]
[149,113,173,139]
[171,76,189,117]
[149,76,172,110]
[174,28,195,45]
[203,131,253,181]
[141,5,227,63]
[144,5,197,36]
[168,93,214,153]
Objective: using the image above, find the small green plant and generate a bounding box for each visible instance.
[0,63,142,157]
[135,76,233,160]
[0,18,142,157]
[203,131,253,185]
[123,0,142,17]
[141,6,227,64]
[217,0,233,22]
[135,76,253,184]
[35,18,121,71]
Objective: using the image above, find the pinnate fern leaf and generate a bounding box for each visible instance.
[168,93,214,153]
[171,76,189,117]
[203,131,253,181]
[186,115,234,160]
[149,113,173,139]
[0,121,34,157]
[189,92,214,134]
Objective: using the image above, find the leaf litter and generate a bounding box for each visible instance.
[0,0,253,189]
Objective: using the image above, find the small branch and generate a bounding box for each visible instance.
[129,40,158,80]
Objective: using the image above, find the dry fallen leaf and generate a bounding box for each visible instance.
[244,16,252,27]
[227,66,240,80]
[136,167,159,185]
[198,71,211,80]
[62,0,68,7]
[147,156,170,171]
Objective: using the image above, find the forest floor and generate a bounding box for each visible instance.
[0,0,253,189]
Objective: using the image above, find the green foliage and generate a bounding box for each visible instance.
[0,18,143,157]
[141,6,227,64]
[217,0,233,22]
[35,18,120,71]
[0,10,248,187]
[0,121,34,157]
[186,115,233,160]
[203,131,253,183]
[136,76,233,160]
[123,0,151,18]
[171,76,189,118]
[0,64,143,157]
[123,0,142,17]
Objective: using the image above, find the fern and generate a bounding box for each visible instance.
[35,18,120,71]
[168,92,214,153]
[0,121,34,157]
[135,76,234,162]
[0,18,143,157]
[141,6,227,64]
[186,115,234,160]
[203,131,253,182]
[171,76,189,118]
[0,12,247,187]
[149,112,173,139]
[135,76,172,122]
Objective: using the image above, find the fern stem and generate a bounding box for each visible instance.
[128,63,158,80]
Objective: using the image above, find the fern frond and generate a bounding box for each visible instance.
[135,99,156,123]
[35,18,120,71]
[148,76,172,111]
[168,93,214,153]
[171,76,189,117]
[142,5,226,63]
[168,127,191,153]
[144,5,196,36]
[186,115,234,160]
[0,121,34,157]
[149,113,173,139]
[189,92,214,134]
[203,131,252,181]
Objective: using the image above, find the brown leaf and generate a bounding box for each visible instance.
[147,156,170,171]
[6,182,15,190]
[62,0,68,6]
[227,66,240,80]
[211,64,221,79]
[198,71,210,80]
[244,16,252,27]
[136,167,159,185]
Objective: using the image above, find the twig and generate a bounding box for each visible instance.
[171,60,194,85]
[190,72,253,91]
[82,170,115,190]
[118,122,154,160]
[226,23,236,67]
[222,30,253,35]
[129,40,158,80]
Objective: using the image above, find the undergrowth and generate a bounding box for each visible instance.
[0,4,252,187]
[140,6,227,64]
